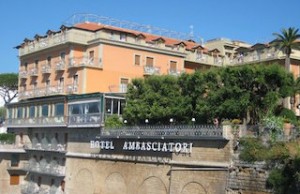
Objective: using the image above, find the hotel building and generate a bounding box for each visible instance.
[1,15,300,194]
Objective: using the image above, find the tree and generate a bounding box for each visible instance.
[0,73,18,105]
[272,27,300,71]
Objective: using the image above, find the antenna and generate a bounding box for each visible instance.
[189,25,194,40]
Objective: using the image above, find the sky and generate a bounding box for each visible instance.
[0,0,299,73]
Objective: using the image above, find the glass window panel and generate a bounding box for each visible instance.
[88,102,100,113]
[17,108,23,118]
[55,103,64,116]
[105,99,112,114]
[112,99,118,114]
[29,106,35,118]
[42,105,48,117]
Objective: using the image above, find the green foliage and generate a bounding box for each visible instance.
[278,108,297,124]
[0,73,18,105]
[0,107,6,119]
[0,133,15,144]
[104,115,123,128]
[239,137,267,162]
[124,64,294,125]
[267,158,300,193]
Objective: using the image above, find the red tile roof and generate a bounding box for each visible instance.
[74,22,207,52]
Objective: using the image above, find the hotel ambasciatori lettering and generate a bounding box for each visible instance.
[90,140,193,153]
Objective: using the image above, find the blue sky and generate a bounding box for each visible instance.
[0,0,299,73]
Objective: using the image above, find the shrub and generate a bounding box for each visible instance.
[278,108,297,124]
[104,115,123,128]
[0,133,15,144]
[239,137,267,162]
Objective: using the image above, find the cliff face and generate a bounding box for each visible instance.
[226,161,271,194]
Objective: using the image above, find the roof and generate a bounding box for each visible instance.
[74,22,207,51]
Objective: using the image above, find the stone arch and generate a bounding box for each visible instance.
[73,168,94,194]
[104,172,127,194]
[181,182,207,194]
[137,176,167,194]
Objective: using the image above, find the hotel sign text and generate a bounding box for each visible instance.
[90,140,193,153]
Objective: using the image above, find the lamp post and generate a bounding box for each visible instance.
[145,119,149,126]
[124,119,127,125]
[191,117,195,127]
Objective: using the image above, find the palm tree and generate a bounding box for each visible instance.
[272,27,300,71]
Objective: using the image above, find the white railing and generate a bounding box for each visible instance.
[41,64,51,74]
[6,116,66,127]
[68,57,102,69]
[143,66,160,75]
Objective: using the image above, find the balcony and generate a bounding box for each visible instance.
[25,137,66,153]
[55,60,66,71]
[7,162,27,174]
[68,57,103,69]
[41,64,51,74]
[101,125,227,140]
[23,159,65,177]
[5,116,66,128]
[21,182,60,194]
[0,142,26,153]
[66,84,78,94]
[168,69,185,76]
[19,70,28,79]
[143,65,160,75]
[68,113,102,127]
[18,85,65,100]
[29,68,38,77]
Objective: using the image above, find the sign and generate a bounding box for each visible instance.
[90,140,193,153]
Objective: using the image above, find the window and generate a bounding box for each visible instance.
[46,79,50,87]
[69,101,100,115]
[134,55,141,66]
[29,106,35,118]
[42,105,48,117]
[89,50,94,59]
[170,61,177,71]
[120,78,129,93]
[47,56,52,65]
[24,62,28,71]
[55,103,64,116]
[60,52,66,61]
[110,31,114,39]
[146,57,154,67]
[33,82,37,90]
[11,154,20,167]
[35,60,39,68]
[106,99,112,114]
[10,175,20,185]
[73,74,78,86]
[17,107,23,118]
[120,33,127,41]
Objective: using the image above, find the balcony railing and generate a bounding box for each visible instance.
[26,137,66,152]
[19,70,28,79]
[7,161,27,172]
[66,84,78,94]
[41,64,51,74]
[101,125,226,140]
[23,160,66,177]
[18,85,65,100]
[5,116,66,128]
[68,113,102,127]
[143,66,160,75]
[21,181,40,194]
[29,68,38,77]
[68,57,102,69]
[55,60,66,71]
[168,69,185,76]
